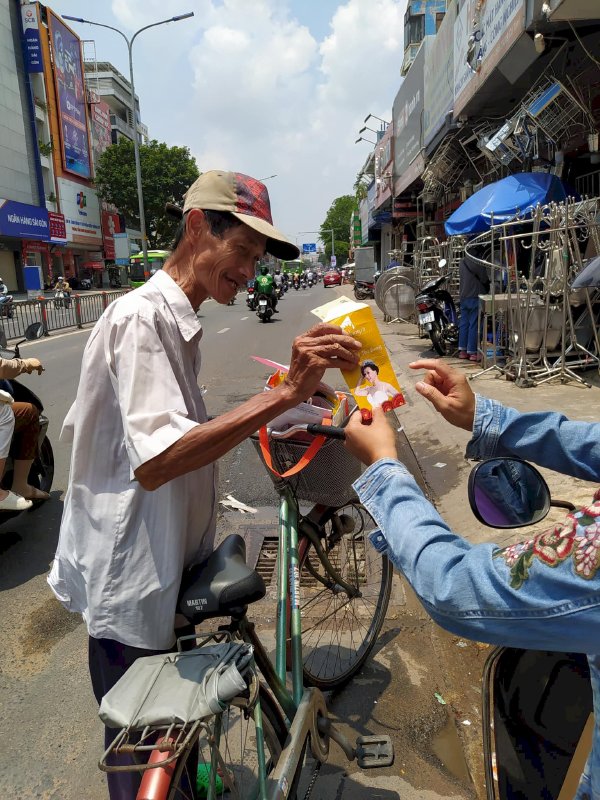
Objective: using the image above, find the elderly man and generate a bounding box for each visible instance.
[48,170,360,799]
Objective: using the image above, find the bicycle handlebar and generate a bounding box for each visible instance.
[270,423,346,441]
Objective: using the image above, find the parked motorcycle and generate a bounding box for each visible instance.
[415,261,458,356]
[353,280,375,300]
[468,457,593,799]
[256,293,273,323]
[0,323,54,514]
[79,278,93,291]
[0,294,14,319]
[109,277,122,289]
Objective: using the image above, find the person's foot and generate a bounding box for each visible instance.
[0,491,32,511]
[469,353,482,362]
[458,351,468,359]
[12,485,50,501]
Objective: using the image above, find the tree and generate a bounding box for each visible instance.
[94,139,200,249]
[320,195,354,254]
[324,240,350,263]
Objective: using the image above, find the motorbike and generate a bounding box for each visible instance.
[293,279,299,291]
[353,280,375,300]
[0,323,54,516]
[467,457,593,799]
[415,260,458,356]
[54,290,71,310]
[246,285,256,310]
[256,293,273,323]
[79,278,93,291]
[109,277,122,289]
[276,285,284,300]
[0,294,14,319]
[300,278,307,290]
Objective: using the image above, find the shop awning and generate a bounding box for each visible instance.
[444,173,570,236]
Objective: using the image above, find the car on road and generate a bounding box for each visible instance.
[323,269,342,287]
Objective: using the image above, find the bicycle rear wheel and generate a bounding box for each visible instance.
[162,686,287,800]
[299,502,393,690]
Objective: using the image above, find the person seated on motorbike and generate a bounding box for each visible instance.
[0,278,9,298]
[54,276,71,295]
[0,398,31,511]
[273,268,283,293]
[254,265,278,311]
[344,358,600,800]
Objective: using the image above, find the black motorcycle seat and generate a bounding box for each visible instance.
[178,534,266,624]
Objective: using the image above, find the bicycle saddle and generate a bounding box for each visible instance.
[178,534,266,624]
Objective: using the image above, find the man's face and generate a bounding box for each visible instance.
[192,214,267,304]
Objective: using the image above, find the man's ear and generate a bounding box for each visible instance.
[186,208,207,242]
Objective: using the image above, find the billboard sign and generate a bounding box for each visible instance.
[0,199,49,240]
[302,243,317,253]
[393,40,428,197]
[454,0,525,116]
[48,211,67,243]
[424,7,455,147]
[57,178,102,245]
[101,211,121,260]
[374,126,394,210]
[90,100,113,174]
[20,3,43,72]
[48,11,92,179]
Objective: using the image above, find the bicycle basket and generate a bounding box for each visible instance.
[251,431,361,507]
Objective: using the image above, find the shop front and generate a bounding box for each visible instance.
[56,177,103,283]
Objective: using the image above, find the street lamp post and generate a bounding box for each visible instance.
[63,13,194,274]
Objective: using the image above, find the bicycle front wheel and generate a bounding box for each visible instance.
[164,686,287,800]
[299,502,393,690]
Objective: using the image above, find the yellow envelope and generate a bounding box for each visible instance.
[311,297,405,411]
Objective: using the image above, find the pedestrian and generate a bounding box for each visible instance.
[458,245,490,362]
[344,358,600,800]
[47,170,361,799]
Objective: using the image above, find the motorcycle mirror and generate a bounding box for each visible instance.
[25,322,44,341]
[0,330,6,349]
[468,457,551,528]
[438,258,447,269]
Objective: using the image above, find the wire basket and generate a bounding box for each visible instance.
[251,432,361,508]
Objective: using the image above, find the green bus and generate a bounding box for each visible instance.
[129,250,170,287]
[281,259,304,275]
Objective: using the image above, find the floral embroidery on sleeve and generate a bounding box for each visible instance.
[494,489,600,589]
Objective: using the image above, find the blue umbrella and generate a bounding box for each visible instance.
[445,173,570,236]
[572,256,600,288]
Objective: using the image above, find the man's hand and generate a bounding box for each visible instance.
[409,359,475,431]
[283,323,361,403]
[345,406,398,466]
[23,358,44,375]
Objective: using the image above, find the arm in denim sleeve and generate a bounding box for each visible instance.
[466,395,600,481]
[354,459,600,653]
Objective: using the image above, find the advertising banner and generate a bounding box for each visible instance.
[57,178,102,245]
[374,126,394,210]
[20,3,43,72]
[101,211,121,260]
[0,199,49,240]
[90,100,113,173]
[424,8,455,147]
[454,0,525,117]
[48,11,92,179]
[393,40,428,197]
[48,211,67,242]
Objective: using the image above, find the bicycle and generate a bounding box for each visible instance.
[98,420,394,799]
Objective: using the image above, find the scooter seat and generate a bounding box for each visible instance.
[178,534,266,624]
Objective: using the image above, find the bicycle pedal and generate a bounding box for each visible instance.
[355,734,394,769]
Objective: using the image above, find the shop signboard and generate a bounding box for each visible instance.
[57,178,102,246]
[48,11,92,179]
[360,198,369,245]
[424,7,455,147]
[90,100,113,174]
[0,199,49,241]
[454,0,525,117]
[374,126,394,209]
[101,211,121,260]
[20,3,43,72]
[393,40,428,197]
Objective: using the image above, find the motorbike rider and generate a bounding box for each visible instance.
[0,278,12,310]
[344,358,600,800]
[273,268,283,295]
[254,265,278,312]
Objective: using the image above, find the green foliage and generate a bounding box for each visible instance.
[94,139,200,248]
[320,195,354,252]
[324,240,350,263]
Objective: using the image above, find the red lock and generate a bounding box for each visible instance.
[381,400,393,413]
[360,408,373,424]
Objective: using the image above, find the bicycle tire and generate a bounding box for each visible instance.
[160,685,288,800]
[299,502,393,691]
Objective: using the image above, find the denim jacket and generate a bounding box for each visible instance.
[353,395,600,800]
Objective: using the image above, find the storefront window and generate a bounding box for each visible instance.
[404,13,424,46]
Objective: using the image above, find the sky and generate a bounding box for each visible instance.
[51,0,407,249]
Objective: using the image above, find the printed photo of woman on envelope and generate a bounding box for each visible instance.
[354,361,404,409]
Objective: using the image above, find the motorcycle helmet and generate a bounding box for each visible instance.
[260,265,269,276]
[57,276,63,281]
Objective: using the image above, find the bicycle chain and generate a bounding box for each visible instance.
[302,761,322,800]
